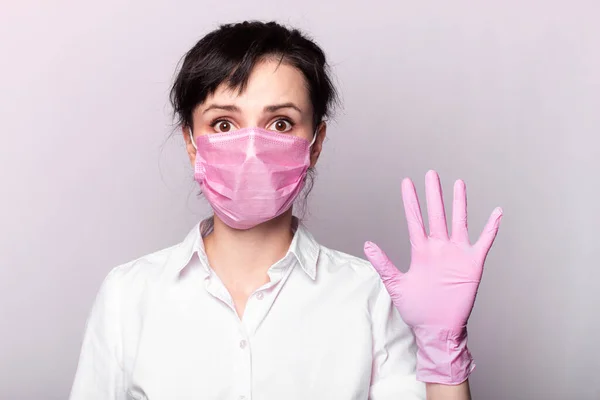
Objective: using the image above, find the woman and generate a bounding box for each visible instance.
[70,21,502,400]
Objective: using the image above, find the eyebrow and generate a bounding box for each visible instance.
[202,104,240,114]
[263,103,302,113]
[202,102,303,114]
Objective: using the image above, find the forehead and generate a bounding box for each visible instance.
[202,59,311,111]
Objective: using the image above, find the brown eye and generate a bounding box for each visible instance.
[215,121,231,132]
[268,119,293,133]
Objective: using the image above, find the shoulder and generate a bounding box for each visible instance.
[318,245,378,277]
[107,223,201,288]
[87,243,185,337]
[108,244,180,284]
[316,245,384,295]
[96,243,183,308]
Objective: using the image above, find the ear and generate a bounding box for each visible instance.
[310,122,327,168]
[183,125,196,166]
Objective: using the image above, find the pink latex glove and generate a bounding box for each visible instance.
[364,170,503,385]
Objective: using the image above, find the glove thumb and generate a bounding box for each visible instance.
[364,241,404,284]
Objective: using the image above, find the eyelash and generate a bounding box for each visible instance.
[209,118,232,128]
[272,118,295,131]
[209,117,296,128]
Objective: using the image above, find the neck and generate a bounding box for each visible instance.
[203,210,295,282]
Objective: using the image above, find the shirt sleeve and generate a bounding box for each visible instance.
[70,267,127,400]
[369,279,426,399]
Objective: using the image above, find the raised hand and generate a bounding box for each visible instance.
[364,170,503,384]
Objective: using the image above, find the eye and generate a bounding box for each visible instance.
[211,120,235,133]
[268,119,294,133]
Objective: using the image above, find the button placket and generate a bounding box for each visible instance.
[233,327,252,400]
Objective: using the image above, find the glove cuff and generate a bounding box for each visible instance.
[412,325,475,385]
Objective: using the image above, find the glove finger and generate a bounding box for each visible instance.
[474,207,503,257]
[425,170,449,240]
[451,179,470,244]
[364,241,404,283]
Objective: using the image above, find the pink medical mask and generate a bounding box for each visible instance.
[190,127,317,230]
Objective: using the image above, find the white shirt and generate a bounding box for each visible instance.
[70,220,426,400]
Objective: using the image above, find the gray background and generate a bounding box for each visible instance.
[1,0,598,399]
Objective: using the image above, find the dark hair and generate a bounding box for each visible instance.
[170,20,338,130]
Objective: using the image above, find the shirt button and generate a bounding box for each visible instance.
[256,292,264,300]
[239,339,247,349]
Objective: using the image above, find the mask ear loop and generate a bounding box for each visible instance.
[309,128,319,147]
[189,127,198,151]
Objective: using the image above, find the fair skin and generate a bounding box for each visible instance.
[183,58,470,399]
[184,58,325,318]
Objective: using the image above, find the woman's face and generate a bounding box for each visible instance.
[184,58,326,168]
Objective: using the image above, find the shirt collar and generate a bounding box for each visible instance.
[168,217,320,280]
[289,218,319,280]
